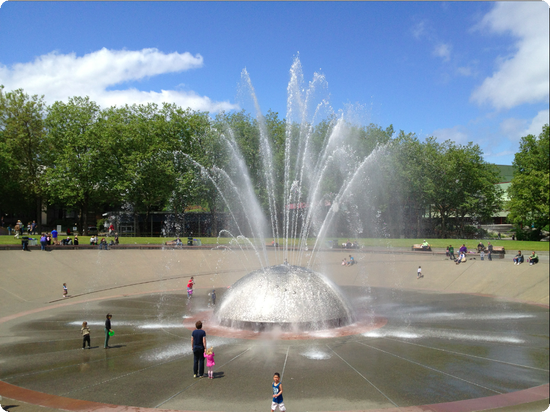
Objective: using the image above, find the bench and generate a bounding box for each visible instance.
[488,246,505,254]
[412,244,432,251]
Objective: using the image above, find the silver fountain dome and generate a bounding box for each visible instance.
[214,264,355,331]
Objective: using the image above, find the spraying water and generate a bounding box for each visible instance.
[183,57,387,331]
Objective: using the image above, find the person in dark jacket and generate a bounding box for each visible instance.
[191,320,207,378]
[104,313,113,348]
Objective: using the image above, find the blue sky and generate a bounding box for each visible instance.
[0,1,548,165]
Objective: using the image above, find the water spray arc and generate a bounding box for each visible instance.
[183,57,387,331]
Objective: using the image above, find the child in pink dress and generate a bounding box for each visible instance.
[204,347,215,379]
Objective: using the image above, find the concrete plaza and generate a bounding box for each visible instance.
[0,247,548,412]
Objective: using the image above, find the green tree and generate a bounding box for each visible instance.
[166,105,212,235]
[0,86,47,227]
[385,135,502,239]
[103,103,174,236]
[386,131,432,237]
[43,97,113,235]
[447,143,503,237]
[508,124,550,240]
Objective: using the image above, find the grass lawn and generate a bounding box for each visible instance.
[0,234,547,252]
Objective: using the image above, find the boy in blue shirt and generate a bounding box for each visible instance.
[271,372,286,411]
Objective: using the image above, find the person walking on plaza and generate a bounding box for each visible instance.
[191,320,206,378]
[104,313,113,349]
[187,277,195,299]
[204,346,215,379]
[51,228,58,245]
[271,372,286,411]
[417,266,423,279]
[63,283,68,298]
[81,321,91,349]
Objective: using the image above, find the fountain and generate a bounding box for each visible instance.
[215,264,355,331]
[185,57,384,331]
[1,57,547,412]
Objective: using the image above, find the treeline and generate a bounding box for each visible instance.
[0,85,535,238]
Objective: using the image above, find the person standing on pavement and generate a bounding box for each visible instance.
[104,314,113,349]
[81,321,91,349]
[191,320,206,378]
[271,372,286,411]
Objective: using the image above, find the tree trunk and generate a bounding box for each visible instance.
[416,207,422,238]
[441,210,447,239]
[82,202,88,235]
[145,210,151,237]
[134,212,140,237]
[210,206,217,237]
[36,196,42,234]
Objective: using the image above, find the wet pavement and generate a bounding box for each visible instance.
[0,286,548,411]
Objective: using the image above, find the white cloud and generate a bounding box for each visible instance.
[524,109,549,136]
[431,125,470,145]
[412,20,427,39]
[457,67,471,76]
[499,109,549,144]
[499,117,527,142]
[0,48,238,113]
[457,66,474,77]
[471,3,549,110]
[433,43,451,62]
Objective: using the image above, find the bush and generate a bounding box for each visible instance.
[96,218,106,230]
[513,226,542,241]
